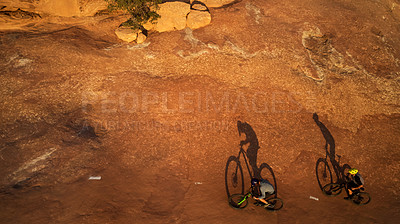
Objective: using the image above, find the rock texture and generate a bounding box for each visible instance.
[193,0,236,8]
[145,2,212,32]
[114,26,138,42]
[187,10,212,29]
[0,0,107,17]
[152,2,191,32]
[0,0,399,224]
[136,32,147,44]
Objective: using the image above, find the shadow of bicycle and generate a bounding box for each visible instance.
[224,121,277,198]
[313,113,352,190]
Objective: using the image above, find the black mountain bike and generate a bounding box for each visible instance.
[225,144,276,197]
[323,183,371,205]
[228,188,283,211]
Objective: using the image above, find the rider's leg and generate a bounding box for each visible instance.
[259,198,269,205]
[344,182,356,199]
[348,182,357,197]
[253,197,269,206]
[344,183,351,199]
[260,193,275,207]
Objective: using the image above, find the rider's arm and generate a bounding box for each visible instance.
[352,175,364,189]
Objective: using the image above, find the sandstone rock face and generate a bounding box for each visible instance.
[187,10,211,30]
[136,32,147,44]
[0,0,107,17]
[79,0,109,16]
[191,2,208,11]
[115,26,138,43]
[192,0,236,8]
[143,20,155,31]
[152,2,191,32]
[40,0,81,17]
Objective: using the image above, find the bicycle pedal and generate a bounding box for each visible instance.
[264,204,274,209]
[253,202,262,206]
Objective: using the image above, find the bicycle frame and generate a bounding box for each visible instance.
[237,191,252,206]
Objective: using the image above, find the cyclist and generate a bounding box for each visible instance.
[251,178,274,207]
[344,168,364,200]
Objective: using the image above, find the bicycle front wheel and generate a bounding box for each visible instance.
[225,156,244,198]
[322,183,342,196]
[316,158,333,191]
[341,164,352,182]
[265,198,283,211]
[352,192,371,205]
[228,194,248,209]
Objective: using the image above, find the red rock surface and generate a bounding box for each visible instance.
[0,0,399,223]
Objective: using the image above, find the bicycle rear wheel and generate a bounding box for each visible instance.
[322,183,342,196]
[259,163,277,197]
[352,192,371,205]
[225,156,244,198]
[265,198,283,211]
[316,158,333,191]
[228,194,248,209]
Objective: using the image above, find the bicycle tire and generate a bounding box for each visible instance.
[225,156,244,198]
[259,163,278,197]
[265,198,283,211]
[228,194,248,209]
[316,158,333,191]
[352,192,371,205]
[322,183,342,196]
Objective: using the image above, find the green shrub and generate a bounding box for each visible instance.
[106,0,162,30]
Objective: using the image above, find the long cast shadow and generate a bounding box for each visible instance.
[224,121,277,198]
[313,113,352,190]
[237,121,260,178]
[313,113,335,162]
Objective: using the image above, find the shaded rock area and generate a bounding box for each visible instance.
[0,0,107,17]
[0,0,399,223]
[195,0,237,8]
[0,8,41,19]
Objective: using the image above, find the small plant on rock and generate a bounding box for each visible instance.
[106,0,162,30]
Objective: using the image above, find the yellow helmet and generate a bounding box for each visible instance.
[349,168,358,174]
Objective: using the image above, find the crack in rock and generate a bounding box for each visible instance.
[245,2,264,24]
[9,147,58,184]
[178,28,264,59]
[301,25,359,82]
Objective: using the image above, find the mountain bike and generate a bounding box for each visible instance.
[228,188,283,211]
[225,144,276,197]
[323,183,371,205]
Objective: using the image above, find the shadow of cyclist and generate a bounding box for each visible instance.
[313,113,335,162]
[237,121,261,179]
